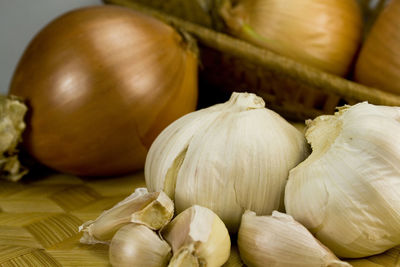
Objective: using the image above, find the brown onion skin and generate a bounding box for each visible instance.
[9,5,198,176]
[220,0,362,77]
[354,0,400,94]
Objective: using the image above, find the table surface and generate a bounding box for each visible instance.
[0,170,398,266]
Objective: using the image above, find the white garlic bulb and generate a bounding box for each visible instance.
[145,92,309,231]
[109,223,172,267]
[238,210,351,267]
[285,102,400,258]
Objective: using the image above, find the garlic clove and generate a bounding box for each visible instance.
[79,187,174,244]
[146,92,309,232]
[168,248,199,267]
[130,189,174,230]
[285,102,400,258]
[145,107,221,199]
[238,210,351,267]
[162,205,231,267]
[109,223,172,267]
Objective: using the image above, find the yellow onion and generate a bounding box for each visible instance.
[354,0,400,94]
[219,0,363,76]
[9,5,198,176]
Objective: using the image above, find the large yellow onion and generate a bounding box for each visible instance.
[9,5,198,176]
[355,0,400,94]
[220,0,362,76]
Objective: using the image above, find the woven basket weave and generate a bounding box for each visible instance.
[104,0,400,121]
[0,171,399,266]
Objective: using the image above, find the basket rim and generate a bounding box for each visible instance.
[104,0,400,107]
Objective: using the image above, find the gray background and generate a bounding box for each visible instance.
[0,0,102,94]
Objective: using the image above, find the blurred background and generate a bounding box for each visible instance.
[0,0,102,94]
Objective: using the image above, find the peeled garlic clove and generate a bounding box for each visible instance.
[146,92,309,231]
[79,187,174,244]
[162,205,231,267]
[109,223,172,267]
[285,102,400,258]
[238,211,351,267]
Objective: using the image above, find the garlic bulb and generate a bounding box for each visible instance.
[109,223,172,267]
[145,92,309,231]
[79,187,174,244]
[219,0,362,76]
[238,210,351,267]
[285,102,400,258]
[162,205,230,267]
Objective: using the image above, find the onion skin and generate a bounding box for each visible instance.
[354,0,400,94]
[9,6,198,176]
[220,0,362,76]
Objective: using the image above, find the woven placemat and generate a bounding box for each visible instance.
[0,171,145,267]
[0,171,398,266]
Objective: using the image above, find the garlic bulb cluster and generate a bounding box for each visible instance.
[238,211,351,267]
[145,92,309,231]
[285,102,400,258]
[79,187,174,244]
[219,0,362,76]
[109,224,172,267]
[162,205,231,267]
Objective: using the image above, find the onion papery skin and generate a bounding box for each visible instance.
[220,0,363,76]
[9,5,198,176]
[354,0,400,94]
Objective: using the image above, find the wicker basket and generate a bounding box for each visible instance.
[103,0,400,121]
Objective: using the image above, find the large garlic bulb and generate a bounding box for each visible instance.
[145,92,309,231]
[285,102,400,258]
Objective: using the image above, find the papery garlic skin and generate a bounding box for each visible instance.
[0,95,28,182]
[285,102,400,258]
[109,224,172,267]
[238,210,350,267]
[79,187,174,244]
[162,205,231,267]
[145,92,309,231]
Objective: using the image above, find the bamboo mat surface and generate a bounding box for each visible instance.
[0,170,399,266]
